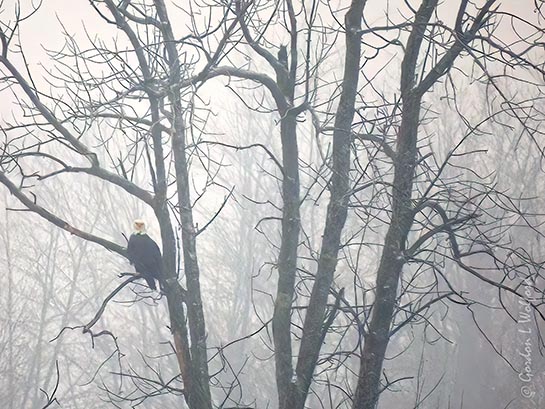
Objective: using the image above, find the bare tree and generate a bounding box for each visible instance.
[2,1,545,409]
[348,2,545,408]
[0,1,221,407]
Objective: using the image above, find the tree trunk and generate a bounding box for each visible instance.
[288,1,366,408]
[352,96,422,409]
[172,125,213,409]
[153,1,214,407]
[274,112,300,409]
[353,2,437,407]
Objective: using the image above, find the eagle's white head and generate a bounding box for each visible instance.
[133,219,146,234]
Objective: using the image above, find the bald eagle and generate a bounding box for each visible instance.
[127,219,162,290]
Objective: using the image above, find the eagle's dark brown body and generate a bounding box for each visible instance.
[127,233,162,290]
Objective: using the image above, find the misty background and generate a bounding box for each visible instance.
[1,1,544,408]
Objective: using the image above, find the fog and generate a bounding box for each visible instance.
[0,1,544,408]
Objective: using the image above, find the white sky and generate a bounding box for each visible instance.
[0,0,542,119]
